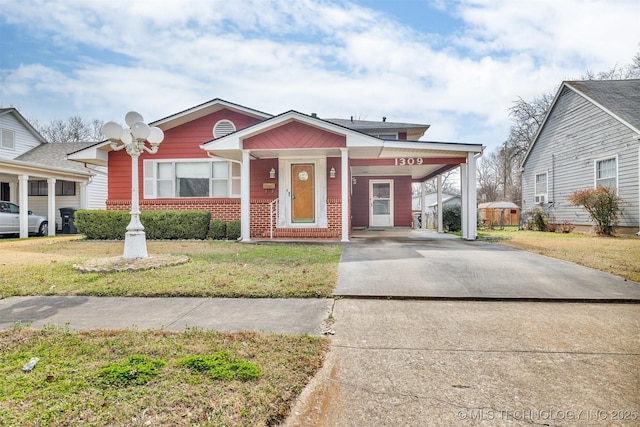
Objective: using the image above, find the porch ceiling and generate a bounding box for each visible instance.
[351,163,459,180]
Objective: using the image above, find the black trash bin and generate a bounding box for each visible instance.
[59,207,78,234]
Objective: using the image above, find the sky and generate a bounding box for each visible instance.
[1,0,639,151]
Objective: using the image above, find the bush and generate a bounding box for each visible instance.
[210,219,227,240]
[524,207,549,231]
[226,220,241,240]
[561,220,575,233]
[75,210,210,240]
[75,210,129,240]
[178,352,261,381]
[98,355,166,387]
[568,187,621,236]
[442,204,461,232]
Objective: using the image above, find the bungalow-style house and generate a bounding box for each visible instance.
[0,108,107,237]
[521,80,640,235]
[69,99,483,241]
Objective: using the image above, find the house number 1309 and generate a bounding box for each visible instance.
[395,158,424,165]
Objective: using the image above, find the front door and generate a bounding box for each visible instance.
[370,180,393,227]
[291,164,315,223]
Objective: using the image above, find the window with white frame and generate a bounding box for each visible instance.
[535,172,547,203]
[595,157,617,189]
[144,160,241,198]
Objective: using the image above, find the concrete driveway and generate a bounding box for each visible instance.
[334,230,640,301]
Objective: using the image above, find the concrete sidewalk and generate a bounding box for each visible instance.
[285,299,640,427]
[0,296,334,335]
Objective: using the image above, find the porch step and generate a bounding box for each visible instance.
[260,228,341,239]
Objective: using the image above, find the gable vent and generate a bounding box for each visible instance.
[1,129,15,150]
[213,119,236,138]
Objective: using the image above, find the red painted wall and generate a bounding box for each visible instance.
[244,121,346,149]
[250,159,279,200]
[351,175,413,228]
[108,109,263,200]
[326,157,342,199]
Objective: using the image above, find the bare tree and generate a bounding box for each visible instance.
[32,116,104,143]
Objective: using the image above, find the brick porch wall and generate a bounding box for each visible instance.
[106,198,347,238]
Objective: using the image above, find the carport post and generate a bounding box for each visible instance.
[241,149,251,242]
[18,174,28,238]
[436,175,443,233]
[340,148,349,242]
[421,181,427,230]
[47,178,56,236]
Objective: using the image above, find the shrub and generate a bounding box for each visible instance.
[98,355,166,387]
[561,220,575,233]
[142,210,210,240]
[75,210,210,240]
[75,210,129,240]
[226,220,241,240]
[442,205,461,232]
[568,187,622,236]
[210,219,227,240]
[524,207,549,231]
[178,352,261,381]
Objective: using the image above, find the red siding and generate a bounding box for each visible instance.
[244,121,346,149]
[351,175,413,228]
[250,159,278,200]
[108,109,263,200]
[326,157,342,199]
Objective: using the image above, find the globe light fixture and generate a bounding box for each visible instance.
[103,111,164,259]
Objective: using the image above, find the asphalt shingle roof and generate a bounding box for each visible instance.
[567,79,640,131]
[16,142,97,173]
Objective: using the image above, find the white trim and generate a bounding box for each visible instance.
[340,148,349,241]
[241,150,251,241]
[213,119,236,138]
[278,158,327,228]
[369,179,394,227]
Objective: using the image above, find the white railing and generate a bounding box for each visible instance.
[269,199,279,239]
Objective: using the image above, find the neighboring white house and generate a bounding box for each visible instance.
[412,191,460,229]
[0,108,107,236]
[521,80,640,235]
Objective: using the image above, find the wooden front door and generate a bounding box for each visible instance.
[291,164,315,223]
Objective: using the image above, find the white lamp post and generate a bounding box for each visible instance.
[103,112,164,259]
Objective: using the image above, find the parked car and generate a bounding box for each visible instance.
[0,202,48,236]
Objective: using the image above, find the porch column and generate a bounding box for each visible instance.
[80,181,88,209]
[241,150,251,242]
[47,178,56,236]
[421,181,427,229]
[18,174,28,238]
[460,164,468,239]
[436,175,443,233]
[340,148,349,242]
[461,153,478,240]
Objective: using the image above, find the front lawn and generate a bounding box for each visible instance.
[478,228,640,283]
[0,238,342,298]
[0,326,328,426]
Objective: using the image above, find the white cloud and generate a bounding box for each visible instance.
[1,0,638,151]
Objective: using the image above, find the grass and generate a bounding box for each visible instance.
[0,238,342,298]
[477,227,640,283]
[0,325,328,426]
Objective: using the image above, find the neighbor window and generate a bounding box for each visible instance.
[535,172,547,203]
[1,129,15,150]
[144,159,241,198]
[595,157,617,189]
[28,180,76,196]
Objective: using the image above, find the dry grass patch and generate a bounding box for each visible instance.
[0,237,342,298]
[478,229,640,283]
[0,326,328,426]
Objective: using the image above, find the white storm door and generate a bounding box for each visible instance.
[370,180,393,227]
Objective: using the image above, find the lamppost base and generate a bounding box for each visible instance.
[122,230,149,259]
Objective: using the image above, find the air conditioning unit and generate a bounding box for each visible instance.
[534,195,546,204]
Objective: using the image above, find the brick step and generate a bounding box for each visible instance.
[260,228,341,239]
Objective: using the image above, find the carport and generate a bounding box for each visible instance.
[0,159,92,237]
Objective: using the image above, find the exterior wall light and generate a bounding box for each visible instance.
[269,168,276,179]
[329,167,336,179]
